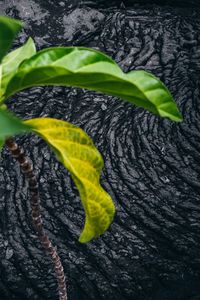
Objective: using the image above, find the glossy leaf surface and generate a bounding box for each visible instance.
[0,109,32,142]
[25,117,115,243]
[3,47,182,121]
[0,16,22,63]
[0,37,36,99]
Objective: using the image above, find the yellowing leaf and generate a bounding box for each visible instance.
[25,118,115,243]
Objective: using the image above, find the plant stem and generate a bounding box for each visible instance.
[5,137,68,300]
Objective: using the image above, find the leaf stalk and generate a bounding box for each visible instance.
[5,137,68,300]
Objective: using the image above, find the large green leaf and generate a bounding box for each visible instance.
[2,47,182,122]
[25,117,115,243]
[0,108,32,141]
[0,37,36,99]
[0,16,22,63]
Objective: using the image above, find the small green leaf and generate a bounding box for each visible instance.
[25,117,115,243]
[0,65,2,98]
[0,37,36,99]
[0,16,22,63]
[0,109,32,140]
[3,47,182,122]
[0,138,4,152]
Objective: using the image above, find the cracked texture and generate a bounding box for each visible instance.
[0,0,200,300]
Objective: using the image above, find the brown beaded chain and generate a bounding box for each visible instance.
[5,137,68,300]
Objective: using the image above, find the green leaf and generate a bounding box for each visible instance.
[0,37,36,99]
[25,117,115,243]
[0,65,2,98]
[0,16,22,63]
[3,47,182,122]
[0,108,32,140]
[0,138,4,152]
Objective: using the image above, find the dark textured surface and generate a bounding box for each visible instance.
[0,1,200,299]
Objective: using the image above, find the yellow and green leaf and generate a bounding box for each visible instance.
[25,118,115,243]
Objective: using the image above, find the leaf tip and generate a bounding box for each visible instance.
[157,106,183,122]
[78,222,95,243]
[78,200,116,244]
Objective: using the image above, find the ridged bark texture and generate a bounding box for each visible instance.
[5,137,68,300]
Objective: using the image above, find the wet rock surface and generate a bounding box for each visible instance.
[0,1,200,299]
